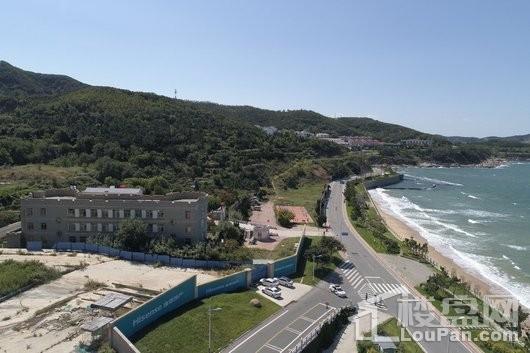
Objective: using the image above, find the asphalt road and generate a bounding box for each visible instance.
[327,180,477,353]
[223,179,478,353]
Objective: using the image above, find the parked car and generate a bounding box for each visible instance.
[341,231,348,237]
[262,286,282,299]
[329,284,347,298]
[278,276,294,288]
[260,278,279,287]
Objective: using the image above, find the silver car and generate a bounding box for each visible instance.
[260,277,279,287]
[278,276,294,288]
[262,286,282,299]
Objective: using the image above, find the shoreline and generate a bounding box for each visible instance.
[368,191,514,304]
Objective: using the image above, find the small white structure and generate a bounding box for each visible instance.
[239,222,272,242]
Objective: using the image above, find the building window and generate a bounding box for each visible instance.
[68,209,75,216]
[185,226,191,234]
[27,222,34,231]
[91,209,97,218]
[26,208,33,217]
[80,236,87,243]
[80,209,87,217]
[185,211,191,220]
[40,208,46,216]
[184,237,192,245]
[41,223,47,230]
[69,236,76,243]
[146,210,153,219]
[124,209,131,218]
[80,223,87,231]
[57,231,63,238]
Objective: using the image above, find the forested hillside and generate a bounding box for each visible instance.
[0,61,499,198]
[188,101,437,143]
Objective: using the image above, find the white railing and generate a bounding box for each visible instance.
[288,308,340,353]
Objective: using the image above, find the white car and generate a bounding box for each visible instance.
[262,286,282,299]
[278,276,294,288]
[329,284,347,298]
[260,278,279,287]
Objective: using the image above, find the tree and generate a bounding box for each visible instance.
[277,208,295,228]
[318,237,345,255]
[0,147,12,165]
[217,221,244,244]
[115,219,149,251]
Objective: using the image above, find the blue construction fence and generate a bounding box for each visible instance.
[114,275,197,338]
[112,269,252,341]
[250,232,307,281]
[51,242,245,270]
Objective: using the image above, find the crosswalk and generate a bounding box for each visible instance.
[369,282,409,296]
[339,261,365,289]
[339,260,409,299]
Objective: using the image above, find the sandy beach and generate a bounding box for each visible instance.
[368,194,510,301]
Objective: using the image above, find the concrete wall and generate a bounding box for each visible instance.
[114,275,197,338]
[110,327,141,353]
[363,174,403,190]
[196,269,250,299]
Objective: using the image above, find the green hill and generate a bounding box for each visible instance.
[188,101,435,143]
[0,60,86,97]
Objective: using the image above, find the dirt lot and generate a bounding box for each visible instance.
[0,251,220,353]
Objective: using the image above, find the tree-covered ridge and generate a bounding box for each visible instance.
[0,60,86,98]
[188,101,437,143]
[0,85,346,193]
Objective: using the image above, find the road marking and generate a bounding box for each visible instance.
[281,305,336,352]
[263,343,282,352]
[365,276,381,279]
[227,309,290,353]
[299,316,315,323]
[285,327,301,335]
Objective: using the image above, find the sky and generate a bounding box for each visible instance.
[1,0,530,137]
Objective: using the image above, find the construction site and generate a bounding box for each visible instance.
[0,250,222,353]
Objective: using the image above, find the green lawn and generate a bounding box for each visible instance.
[274,181,326,223]
[248,237,301,260]
[133,291,280,353]
[0,259,61,297]
[358,318,423,353]
[292,237,342,286]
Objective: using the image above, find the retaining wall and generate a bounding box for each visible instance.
[363,174,403,189]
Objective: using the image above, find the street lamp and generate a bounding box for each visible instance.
[208,306,222,353]
[312,254,323,281]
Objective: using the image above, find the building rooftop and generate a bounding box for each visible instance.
[83,187,144,195]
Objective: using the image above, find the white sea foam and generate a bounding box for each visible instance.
[467,219,479,224]
[404,174,463,186]
[369,188,530,308]
[503,244,528,251]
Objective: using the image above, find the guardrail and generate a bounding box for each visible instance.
[287,308,339,353]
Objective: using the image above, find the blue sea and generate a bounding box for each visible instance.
[369,163,530,308]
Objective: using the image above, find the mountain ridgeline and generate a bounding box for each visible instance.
[0,61,498,197]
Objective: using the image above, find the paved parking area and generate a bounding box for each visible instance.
[256,283,313,307]
[256,303,335,353]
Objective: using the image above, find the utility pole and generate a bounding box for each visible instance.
[208,306,222,353]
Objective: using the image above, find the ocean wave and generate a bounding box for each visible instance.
[461,191,480,200]
[369,189,530,308]
[503,244,528,251]
[404,174,463,186]
[449,250,530,308]
[371,189,478,238]
[467,219,480,224]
